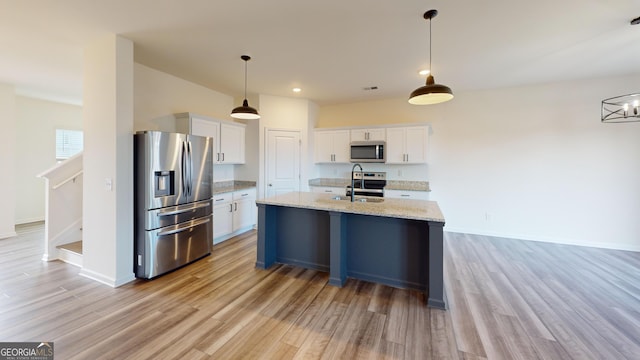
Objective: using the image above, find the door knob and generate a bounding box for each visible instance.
[268,184,273,187]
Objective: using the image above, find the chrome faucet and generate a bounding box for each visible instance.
[351,163,363,202]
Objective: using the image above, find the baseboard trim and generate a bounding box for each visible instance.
[79,268,135,288]
[0,231,17,239]
[15,216,45,225]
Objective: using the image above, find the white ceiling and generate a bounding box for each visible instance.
[1,0,639,106]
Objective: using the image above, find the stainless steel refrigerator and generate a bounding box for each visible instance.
[134,131,214,279]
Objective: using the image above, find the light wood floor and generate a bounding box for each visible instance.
[1,222,639,359]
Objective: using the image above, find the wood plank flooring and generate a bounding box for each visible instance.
[1,222,639,359]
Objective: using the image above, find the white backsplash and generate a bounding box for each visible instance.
[315,163,428,181]
[213,164,235,182]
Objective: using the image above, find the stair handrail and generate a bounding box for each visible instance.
[52,170,83,190]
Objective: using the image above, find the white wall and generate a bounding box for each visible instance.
[15,96,82,224]
[317,74,640,251]
[0,83,17,238]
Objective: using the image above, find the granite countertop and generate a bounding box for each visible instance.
[308,178,430,192]
[256,191,444,223]
[213,180,256,195]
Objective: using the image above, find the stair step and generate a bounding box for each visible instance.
[57,241,82,267]
[57,241,82,255]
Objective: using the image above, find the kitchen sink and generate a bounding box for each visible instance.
[331,195,384,203]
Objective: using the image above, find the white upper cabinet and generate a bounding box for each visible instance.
[314,130,350,163]
[176,112,246,164]
[219,123,245,164]
[350,128,386,142]
[385,126,428,164]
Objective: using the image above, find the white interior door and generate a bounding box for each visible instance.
[266,129,301,198]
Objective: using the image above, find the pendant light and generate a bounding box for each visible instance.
[231,55,260,120]
[409,9,454,105]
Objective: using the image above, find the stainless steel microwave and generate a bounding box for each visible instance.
[350,141,385,163]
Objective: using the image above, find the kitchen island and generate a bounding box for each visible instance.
[255,192,446,309]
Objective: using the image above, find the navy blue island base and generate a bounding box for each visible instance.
[255,192,446,309]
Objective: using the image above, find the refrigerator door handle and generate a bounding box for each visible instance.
[186,140,192,197]
[157,217,211,237]
[189,140,194,196]
[157,202,211,217]
[181,141,187,196]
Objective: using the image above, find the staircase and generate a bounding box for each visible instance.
[37,152,83,265]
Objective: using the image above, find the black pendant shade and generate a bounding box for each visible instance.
[409,9,454,105]
[231,55,260,120]
[409,74,454,105]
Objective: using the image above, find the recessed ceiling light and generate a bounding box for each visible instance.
[419,69,430,76]
[292,87,302,93]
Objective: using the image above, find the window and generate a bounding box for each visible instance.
[56,129,83,161]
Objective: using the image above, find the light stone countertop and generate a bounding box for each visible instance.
[213,180,256,195]
[256,191,444,223]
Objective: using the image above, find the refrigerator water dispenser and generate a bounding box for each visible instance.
[154,171,174,197]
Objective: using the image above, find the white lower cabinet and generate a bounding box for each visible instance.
[232,190,256,232]
[213,188,256,244]
[385,189,430,201]
[213,194,233,239]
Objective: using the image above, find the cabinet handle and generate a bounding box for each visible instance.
[241,193,248,197]
[215,198,225,202]
[324,190,332,192]
[234,203,238,211]
[229,204,233,212]
[222,153,225,162]
[401,194,410,197]
[216,153,220,161]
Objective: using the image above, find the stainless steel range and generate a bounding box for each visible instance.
[346,171,387,197]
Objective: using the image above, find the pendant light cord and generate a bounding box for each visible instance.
[244,59,248,100]
[429,16,432,73]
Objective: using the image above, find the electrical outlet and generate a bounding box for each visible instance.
[105,178,113,191]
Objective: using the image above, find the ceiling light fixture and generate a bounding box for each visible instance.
[231,55,260,120]
[601,93,640,123]
[409,9,453,105]
[292,87,302,93]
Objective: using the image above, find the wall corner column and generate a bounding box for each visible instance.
[80,34,135,287]
[0,83,17,239]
